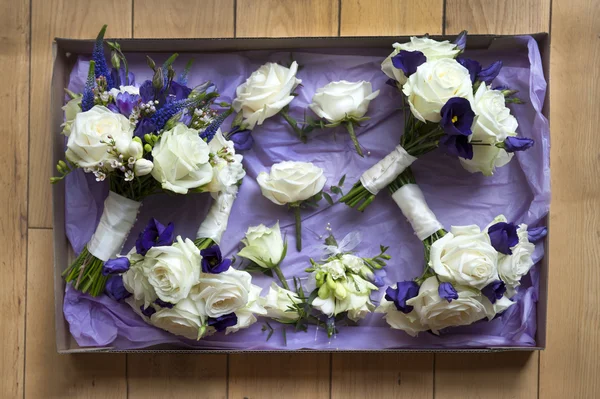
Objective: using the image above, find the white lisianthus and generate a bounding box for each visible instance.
[257,161,327,205]
[376,297,428,337]
[191,268,254,318]
[203,129,246,194]
[109,85,140,98]
[134,158,154,176]
[122,252,157,308]
[151,123,213,194]
[233,61,302,129]
[429,225,499,290]
[263,283,301,321]
[309,81,380,123]
[142,236,201,304]
[408,277,488,333]
[402,58,473,123]
[61,96,82,136]
[66,105,134,168]
[150,298,206,340]
[237,222,286,269]
[382,36,461,84]
[226,283,267,334]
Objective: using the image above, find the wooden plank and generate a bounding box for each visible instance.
[340,0,443,36]
[133,0,235,38]
[127,354,227,399]
[331,353,433,398]
[435,352,538,399]
[0,0,28,397]
[445,0,551,34]
[539,0,600,397]
[236,0,339,37]
[228,354,330,399]
[25,229,127,398]
[29,0,133,228]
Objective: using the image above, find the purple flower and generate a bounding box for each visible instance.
[488,222,519,255]
[134,117,157,138]
[504,137,534,152]
[115,92,141,116]
[457,58,481,83]
[106,103,120,113]
[482,280,506,304]
[478,61,503,85]
[92,25,114,89]
[201,245,232,274]
[391,50,426,78]
[135,218,175,256]
[179,111,192,126]
[169,81,192,101]
[453,30,468,51]
[440,97,475,136]
[207,313,238,332]
[140,305,156,317]
[111,68,135,87]
[102,257,130,276]
[385,78,398,88]
[438,282,458,302]
[105,275,132,301]
[439,134,473,159]
[385,281,420,314]
[154,298,174,309]
[528,226,547,242]
[229,129,254,152]
[139,80,155,103]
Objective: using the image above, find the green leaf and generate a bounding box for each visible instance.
[330,186,342,195]
[323,192,334,206]
[337,174,346,187]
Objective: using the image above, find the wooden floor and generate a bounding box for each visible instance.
[1,0,598,397]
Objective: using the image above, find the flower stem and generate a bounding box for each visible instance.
[273,265,291,290]
[293,206,302,251]
[345,122,363,157]
[281,110,307,143]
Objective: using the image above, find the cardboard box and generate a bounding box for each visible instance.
[52,34,550,353]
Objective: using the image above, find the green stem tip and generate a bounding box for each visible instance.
[293,206,302,252]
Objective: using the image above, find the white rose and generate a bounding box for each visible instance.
[382,37,460,84]
[226,283,267,334]
[263,283,301,321]
[61,96,82,136]
[408,277,488,333]
[237,222,285,269]
[203,130,246,193]
[151,123,213,194]
[150,298,206,340]
[402,58,473,123]
[66,105,134,168]
[232,61,302,129]
[191,268,253,318]
[459,144,513,176]
[143,236,201,304]
[309,81,379,123]
[498,242,535,297]
[134,158,154,176]
[429,225,499,290]
[109,85,140,98]
[122,259,157,309]
[257,161,327,205]
[376,299,428,337]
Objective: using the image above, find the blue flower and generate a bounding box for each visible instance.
[169,81,192,101]
[440,97,475,136]
[105,275,132,301]
[481,280,506,304]
[504,136,534,152]
[453,30,468,51]
[135,218,175,256]
[488,222,519,255]
[115,92,141,117]
[457,58,481,83]
[528,226,547,242]
[139,80,155,103]
[111,68,135,87]
[207,313,238,332]
[201,110,232,142]
[134,118,157,139]
[385,281,420,314]
[200,245,232,274]
[102,257,130,276]
[439,135,473,159]
[140,305,156,317]
[92,25,114,89]
[391,50,426,78]
[154,298,174,309]
[228,129,254,152]
[457,58,503,85]
[438,282,458,302]
[81,61,96,112]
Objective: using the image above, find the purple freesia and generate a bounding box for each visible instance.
[179,110,192,126]
[115,92,141,116]
[482,280,506,304]
[111,68,135,87]
[207,313,238,332]
[135,218,175,256]
[528,226,547,242]
[201,245,232,274]
[439,135,473,159]
[139,80,155,103]
[106,103,120,114]
[391,50,426,78]
[438,282,458,302]
[102,257,130,276]
[504,136,534,152]
[134,117,158,139]
[488,222,519,255]
[229,129,254,152]
[169,81,192,101]
[385,281,420,314]
[105,275,132,301]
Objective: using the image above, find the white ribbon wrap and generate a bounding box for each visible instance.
[359,145,417,195]
[87,191,142,261]
[392,184,443,241]
[196,187,238,244]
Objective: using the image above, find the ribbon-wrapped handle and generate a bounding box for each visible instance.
[392,184,443,241]
[360,145,417,195]
[196,187,238,244]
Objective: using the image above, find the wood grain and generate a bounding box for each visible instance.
[133,0,234,38]
[29,0,133,228]
[0,0,28,397]
[236,0,339,37]
[25,229,127,398]
[127,354,227,399]
[539,0,600,397]
[340,0,443,36]
[435,352,539,398]
[445,0,551,34]
[228,354,330,399]
[331,353,433,398]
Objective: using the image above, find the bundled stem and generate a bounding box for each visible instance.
[345,122,363,157]
[293,206,302,251]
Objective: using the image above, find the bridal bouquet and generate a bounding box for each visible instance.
[376,169,546,335]
[53,26,242,296]
[340,33,534,211]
